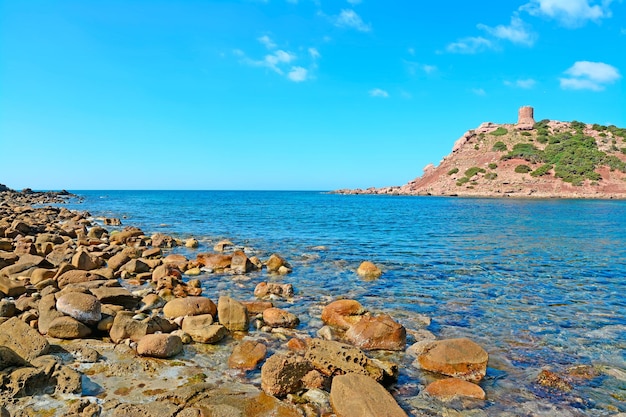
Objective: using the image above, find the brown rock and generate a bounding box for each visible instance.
[109,311,149,343]
[0,276,26,297]
[253,282,293,298]
[89,286,140,309]
[218,296,249,331]
[213,239,233,252]
[196,253,231,270]
[47,316,92,339]
[53,364,82,394]
[228,340,267,370]
[163,296,217,319]
[106,252,131,271]
[29,268,56,285]
[231,250,252,274]
[330,373,407,417]
[261,353,312,396]
[0,317,49,361]
[356,261,382,279]
[266,253,289,273]
[109,227,143,244]
[121,258,151,274]
[263,307,299,328]
[56,292,102,324]
[241,301,273,315]
[185,324,228,344]
[136,334,183,358]
[38,294,65,334]
[536,369,573,392]
[0,252,18,269]
[184,238,199,248]
[424,378,486,401]
[151,233,178,248]
[103,217,122,226]
[415,338,488,383]
[57,269,104,289]
[181,313,214,331]
[345,314,406,351]
[71,250,100,271]
[321,299,367,330]
[304,338,385,382]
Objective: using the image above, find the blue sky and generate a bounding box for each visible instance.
[1,0,624,190]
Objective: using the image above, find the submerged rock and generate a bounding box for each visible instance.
[330,373,407,417]
[262,307,299,329]
[345,314,406,351]
[356,261,382,279]
[321,299,367,330]
[414,338,488,383]
[424,377,486,401]
[228,340,267,370]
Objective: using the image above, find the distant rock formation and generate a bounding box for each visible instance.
[516,106,535,130]
[0,183,11,192]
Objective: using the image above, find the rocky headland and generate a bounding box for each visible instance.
[335,107,626,199]
[0,186,503,417]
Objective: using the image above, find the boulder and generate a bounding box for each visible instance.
[0,276,26,298]
[415,338,488,383]
[163,296,217,319]
[254,282,293,298]
[29,268,56,285]
[304,338,385,382]
[107,252,131,271]
[136,334,183,358]
[121,258,151,274]
[181,313,214,331]
[261,353,312,397]
[185,324,228,344]
[109,311,149,343]
[263,307,299,329]
[71,250,100,271]
[266,253,290,273]
[196,253,231,270]
[345,314,406,351]
[424,378,486,400]
[47,316,92,339]
[57,270,104,289]
[0,252,18,269]
[241,300,274,315]
[330,373,407,417]
[228,340,267,370]
[0,317,49,361]
[53,364,82,394]
[0,299,16,318]
[89,286,140,309]
[184,238,199,248]
[151,233,178,248]
[321,299,367,330]
[218,296,249,331]
[230,250,252,274]
[56,292,102,324]
[213,239,233,252]
[356,261,382,279]
[0,346,27,370]
[38,294,65,334]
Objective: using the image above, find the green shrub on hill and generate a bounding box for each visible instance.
[515,164,532,173]
[521,131,531,137]
[488,163,498,169]
[485,172,498,180]
[537,135,548,144]
[465,167,486,178]
[502,143,544,164]
[447,167,459,175]
[456,177,469,186]
[531,164,553,177]
[608,125,626,138]
[492,141,507,152]
[490,127,508,136]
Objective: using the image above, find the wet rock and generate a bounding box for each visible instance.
[231,250,253,274]
[241,300,273,315]
[184,238,199,248]
[424,378,486,401]
[196,253,232,270]
[266,253,290,273]
[109,311,150,343]
[213,239,233,252]
[139,293,166,312]
[345,314,406,351]
[47,316,92,339]
[263,307,299,329]
[56,292,102,324]
[330,373,407,417]
[536,369,573,392]
[103,217,122,226]
[137,333,183,358]
[321,299,367,330]
[185,324,228,344]
[53,364,82,394]
[228,340,267,370]
[304,338,385,382]
[254,282,293,299]
[0,317,49,361]
[218,296,249,331]
[356,261,382,279]
[151,233,179,248]
[261,353,313,396]
[415,338,488,383]
[163,296,217,319]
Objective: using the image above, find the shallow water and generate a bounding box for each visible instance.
[67,191,626,416]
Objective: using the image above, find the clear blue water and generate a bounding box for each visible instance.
[67,191,626,415]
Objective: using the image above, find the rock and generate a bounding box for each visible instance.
[356,261,382,279]
[0,299,16,318]
[196,253,231,270]
[218,296,249,331]
[89,286,140,309]
[142,247,163,258]
[345,314,406,351]
[30,268,56,285]
[47,316,92,339]
[53,364,82,394]
[329,373,407,417]
[415,338,488,383]
[241,301,273,315]
[263,307,299,328]
[231,250,252,274]
[71,250,100,271]
[136,334,183,358]
[151,233,178,248]
[107,252,131,271]
[304,338,385,382]
[536,369,573,392]
[0,346,28,370]
[103,217,122,226]
[0,317,49,361]
[38,293,65,334]
[121,258,151,274]
[213,239,233,252]
[109,311,149,343]
[139,293,166,312]
[423,378,486,401]
[56,292,102,324]
[185,238,199,248]
[321,299,367,330]
[261,353,312,397]
[163,296,217,319]
[0,276,26,297]
[181,313,214,331]
[228,340,267,370]
[254,282,293,298]
[109,227,143,244]
[0,252,18,269]
[185,324,228,344]
[57,269,104,289]
[266,253,289,273]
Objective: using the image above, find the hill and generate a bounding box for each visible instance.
[336,107,626,199]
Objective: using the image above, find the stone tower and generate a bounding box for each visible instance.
[517,106,535,130]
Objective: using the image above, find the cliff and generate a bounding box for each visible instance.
[336,109,626,199]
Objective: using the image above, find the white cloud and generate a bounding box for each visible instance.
[522,0,611,27]
[263,50,296,74]
[288,66,308,82]
[560,61,621,90]
[446,36,492,54]
[505,78,537,88]
[335,9,371,32]
[472,88,487,96]
[308,47,321,60]
[478,16,536,46]
[405,61,437,75]
[258,35,276,50]
[369,88,389,98]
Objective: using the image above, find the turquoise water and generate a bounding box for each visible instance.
[67,191,626,415]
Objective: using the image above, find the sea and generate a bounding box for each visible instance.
[65,190,626,416]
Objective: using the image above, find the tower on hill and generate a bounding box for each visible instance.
[517,106,535,130]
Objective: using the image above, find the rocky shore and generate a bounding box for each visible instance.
[1,186,592,416]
